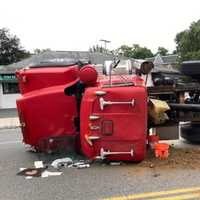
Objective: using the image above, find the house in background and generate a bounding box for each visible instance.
[0,66,20,109]
[140,54,179,87]
[146,54,179,72]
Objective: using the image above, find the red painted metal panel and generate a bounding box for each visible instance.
[80,85,147,161]
[16,65,79,94]
[16,66,79,151]
[17,82,78,150]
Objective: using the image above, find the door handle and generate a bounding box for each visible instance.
[96,148,134,159]
[85,135,101,146]
[99,97,135,110]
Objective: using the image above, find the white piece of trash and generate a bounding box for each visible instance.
[19,168,26,171]
[34,161,44,168]
[41,171,63,178]
[51,157,73,169]
[25,176,33,180]
[110,162,121,166]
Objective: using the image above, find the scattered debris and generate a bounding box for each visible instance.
[17,160,62,179]
[68,160,90,169]
[25,145,37,153]
[34,161,44,168]
[25,176,33,180]
[77,164,90,169]
[110,162,121,166]
[51,157,73,169]
[19,168,26,171]
[17,167,46,177]
[18,159,92,179]
[153,173,160,178]
[185,150,189,154]
[149,163,155,168]
[41,171,62,178]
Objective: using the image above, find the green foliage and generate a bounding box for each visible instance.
[117,44,153,59]
[117,45,133,57]
[157,46,168,56]
[175,19,200,61]
[172,50,177,54]
[0,28,30,65]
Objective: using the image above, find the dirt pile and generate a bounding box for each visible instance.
[140,146,200,169]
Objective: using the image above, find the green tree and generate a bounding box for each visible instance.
[172,50,177,54]
[157,47,168,56]
[175,19,200,61]
[132,44,154,59]
[117,45,133,57]
[118,44,153,59]
[0,28,30,65]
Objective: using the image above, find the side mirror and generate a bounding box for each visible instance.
[140,61,154,75]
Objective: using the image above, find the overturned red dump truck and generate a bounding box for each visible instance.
[16,59,150,161]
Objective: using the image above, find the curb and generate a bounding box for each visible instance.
[0,126,20,130]
[0,117,20,130]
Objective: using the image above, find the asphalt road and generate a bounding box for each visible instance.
[1,129,200,200]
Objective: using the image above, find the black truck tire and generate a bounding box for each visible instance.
[181,61,200,79]
[180,122,200,143]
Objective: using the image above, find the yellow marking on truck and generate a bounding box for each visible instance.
[102,186,200,200]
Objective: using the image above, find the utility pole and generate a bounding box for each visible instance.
[99,39,111,54]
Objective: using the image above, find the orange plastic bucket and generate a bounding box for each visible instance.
[154,143,169,159]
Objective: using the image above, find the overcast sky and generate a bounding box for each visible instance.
[0,0,200,53]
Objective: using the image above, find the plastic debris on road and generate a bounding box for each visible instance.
[51,157,73,169]
[68,160,91,169]
[41,171,62,178]
[34,161,44,168]
[17,158,91,179]
[109,162,121,166]
[51,158,91,169]
[17,161,62,179]
[17,167,46,177]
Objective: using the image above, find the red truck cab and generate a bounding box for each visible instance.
[16,62,148,161]
[80,76,147,161]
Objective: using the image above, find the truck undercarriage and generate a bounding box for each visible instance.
[148,61,200,142]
